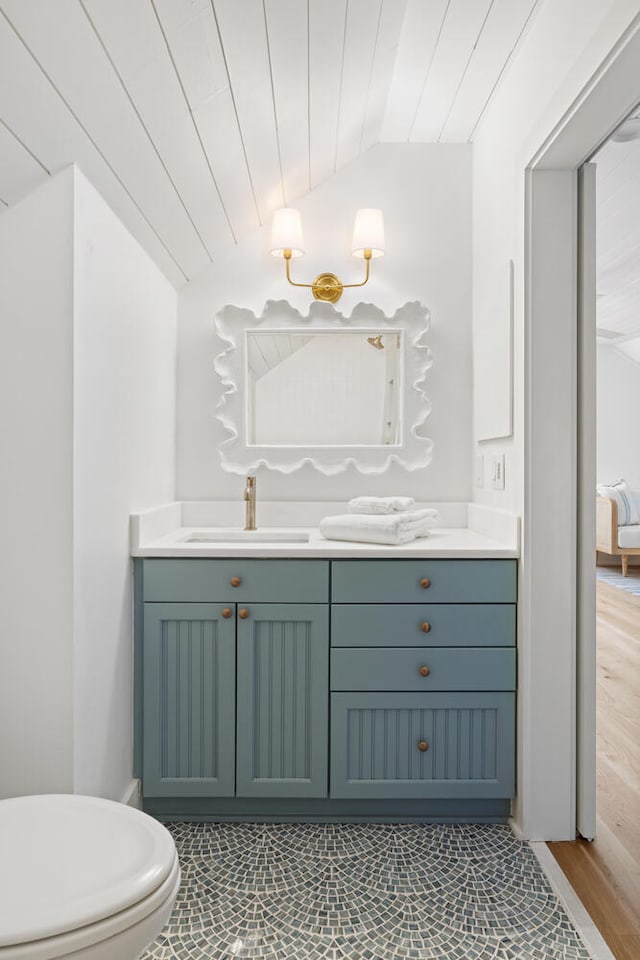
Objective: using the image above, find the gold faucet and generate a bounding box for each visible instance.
[243,475,257,530]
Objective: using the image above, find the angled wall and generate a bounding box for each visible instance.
[72,169,176,799]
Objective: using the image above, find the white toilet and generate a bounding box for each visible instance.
[0,795,180,960]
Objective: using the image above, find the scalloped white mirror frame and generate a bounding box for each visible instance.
[214,300,433,475]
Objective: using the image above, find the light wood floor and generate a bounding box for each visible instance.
[548,576,640,960]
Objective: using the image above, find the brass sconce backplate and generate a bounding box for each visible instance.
[311,272,343,303]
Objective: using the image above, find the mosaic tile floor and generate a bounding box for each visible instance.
[142,822,594,960]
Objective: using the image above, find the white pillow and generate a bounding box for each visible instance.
[597,479,640,526]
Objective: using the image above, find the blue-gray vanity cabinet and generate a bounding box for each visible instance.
[142,602,236,798]
[137,556,517,819]
[236,603,329,798]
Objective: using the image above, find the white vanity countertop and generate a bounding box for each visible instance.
[131,502,519,559]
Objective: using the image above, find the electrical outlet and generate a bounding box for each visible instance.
[475,455,484,488]
[491,454,505,490]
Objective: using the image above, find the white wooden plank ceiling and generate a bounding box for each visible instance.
[0,0,541,287]
[595,121,640,363]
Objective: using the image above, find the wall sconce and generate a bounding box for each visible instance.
[270,207,385,303]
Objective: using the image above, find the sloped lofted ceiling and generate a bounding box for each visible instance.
[0,0,540,287]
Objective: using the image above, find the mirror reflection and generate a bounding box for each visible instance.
[246,331,401,446]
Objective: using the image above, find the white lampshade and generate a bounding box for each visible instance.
[270,207,305,258]
[351,208,385,258]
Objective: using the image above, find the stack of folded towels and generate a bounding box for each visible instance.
[319,496,439,546]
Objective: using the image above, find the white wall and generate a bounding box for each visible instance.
[72,169,176,800]
[472,0,640,838]
[597,345,640,488]
[177,143,472,503]
[0,167,177,801]
[0,170,75,797]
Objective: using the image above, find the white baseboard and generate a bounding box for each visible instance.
[121,778,142,809]
[508,815,524,840]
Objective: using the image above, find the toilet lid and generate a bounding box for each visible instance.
[0,795,177,947]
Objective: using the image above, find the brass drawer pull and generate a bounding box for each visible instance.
[418,664,430,677]
[238,608,249,619]
[420,621,431,633]
[418,740,429,752]
[221,607,233,619]
[420,577,431,589]
[230,576,241,588]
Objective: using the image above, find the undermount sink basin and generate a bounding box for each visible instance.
[184,530,310,544]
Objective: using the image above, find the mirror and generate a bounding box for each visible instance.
[247,331,401,446]
[214,300,433,475]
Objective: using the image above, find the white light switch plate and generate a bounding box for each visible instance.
[475,456,484,488]
[491,454,505,490]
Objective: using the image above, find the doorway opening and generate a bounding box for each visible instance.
[547,109,640,960]
[530,84,640,960]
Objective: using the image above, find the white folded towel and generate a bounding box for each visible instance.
[349,496,416,515]
[319,509,439,546]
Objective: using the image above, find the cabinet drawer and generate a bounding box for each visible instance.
[331,692,515,799]
[142,559,329,603]
[331,604,515,647]
[331,560,516,603]
[331,647,515,692]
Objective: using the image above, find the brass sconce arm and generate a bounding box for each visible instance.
[284,249,372,304]
[341,251,372,288]
[283,250,314,289]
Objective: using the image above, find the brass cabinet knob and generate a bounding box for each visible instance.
[230,576,241,588]
[418,664,430,677]
[221,607,233,619]
[418,740,429,752]
[420,577,431,589]
[238,608,249,619]
[420,621,431,633]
